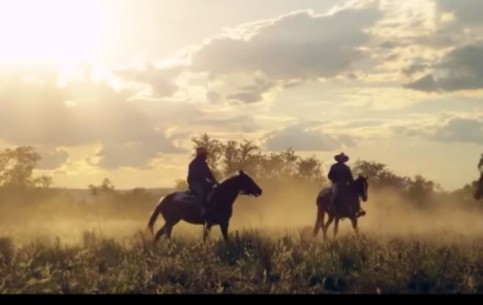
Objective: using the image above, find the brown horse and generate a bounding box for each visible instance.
[313,175,368,240]
[475,174,483,201]
[147,170,263,242]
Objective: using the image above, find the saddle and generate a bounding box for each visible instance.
[173,186,217,208]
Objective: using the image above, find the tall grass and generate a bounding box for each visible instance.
[0,230,481,294]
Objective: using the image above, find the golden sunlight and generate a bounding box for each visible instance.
[0,0,108,67]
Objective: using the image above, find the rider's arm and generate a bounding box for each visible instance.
[202,162,218,184]
[328,165,336,182]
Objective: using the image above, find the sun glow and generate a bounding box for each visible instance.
[0,0,109,67]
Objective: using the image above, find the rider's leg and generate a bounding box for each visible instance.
[329,184,338,210]
[191,183,206,215]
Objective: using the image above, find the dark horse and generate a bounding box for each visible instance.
[475,174,483,201]
[147,170,262,242]
[313,175,368,240]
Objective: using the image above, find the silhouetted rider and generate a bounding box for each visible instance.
[328,153,364,217]
[187,147,218,216]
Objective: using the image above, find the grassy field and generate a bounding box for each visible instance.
[0,228,482,294]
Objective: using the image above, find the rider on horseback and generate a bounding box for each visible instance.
[187,147,218,216]
[328,153,365,217]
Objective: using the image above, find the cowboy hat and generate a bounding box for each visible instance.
[334,152,349,163]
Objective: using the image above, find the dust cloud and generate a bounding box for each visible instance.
[0,181,482,245]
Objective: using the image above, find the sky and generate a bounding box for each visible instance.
[0,0,482,191]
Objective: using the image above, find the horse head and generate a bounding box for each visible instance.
[355,175,369,202]
[236,170,263,197]
[475,174,483,201]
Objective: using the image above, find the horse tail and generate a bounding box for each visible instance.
[147,196,168,235]
[314,196,323,236]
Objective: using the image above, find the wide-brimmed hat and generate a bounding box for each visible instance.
[334,152,349,163]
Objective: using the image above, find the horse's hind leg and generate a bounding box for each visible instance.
[351,218,359,236]
[203,223,213,243]
[323,215,334,241]
[154,224,167,242]
[154,220,179,242]
[220,221,230,242]
[333,218,340,239]
[313,207,324,237]
[165,219,181,240]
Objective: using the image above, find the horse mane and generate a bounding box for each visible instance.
[219,172,244,184]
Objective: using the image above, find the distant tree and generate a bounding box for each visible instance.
[296,156,324,184]
[33,175,54,189]
[179,135,326,186]
[88,178,115,197]
[406,175,438,207]
[353,160,409,191]
[0,146,42,189]
[221,140,259,177]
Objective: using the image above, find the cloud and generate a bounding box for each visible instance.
[191,115,261,133]
[0,68,184,169]
[402,62,430,77]
[393,115,483,145]
[190,8,382,102]
[399,0,483,89]
[407,96,483,113]
[405,42,483,92]
[437,0,483,27]
[226,78,276,104]
[263,123,357,151]
[37,148,69,170]
[431,116,483,144]
[114,63,184,97]
[96,140,183,169]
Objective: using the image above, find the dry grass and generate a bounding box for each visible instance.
[0,227,482,294]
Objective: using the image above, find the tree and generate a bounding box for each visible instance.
[181,135,331,183]
[88,178,115,197]
[221,140,259,177]
[0,146,42,189]
[279,148,299,177]
[33,175,54,189]
[296,156,324,183]
[406,175,438,207]
[353,160,408,190]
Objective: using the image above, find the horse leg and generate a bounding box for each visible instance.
[313,207,323,237]
[333,218,340,239]
[154,220,179,242]
[165,223,175,239]
[323,214,334,241]
[351,217,359,236]
[220,221,229,242]
[154,224,167,243]
[203,223,213,243]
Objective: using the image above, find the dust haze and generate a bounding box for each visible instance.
[1,179,481,245]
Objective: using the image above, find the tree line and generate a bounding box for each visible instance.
[0,135,480,217]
